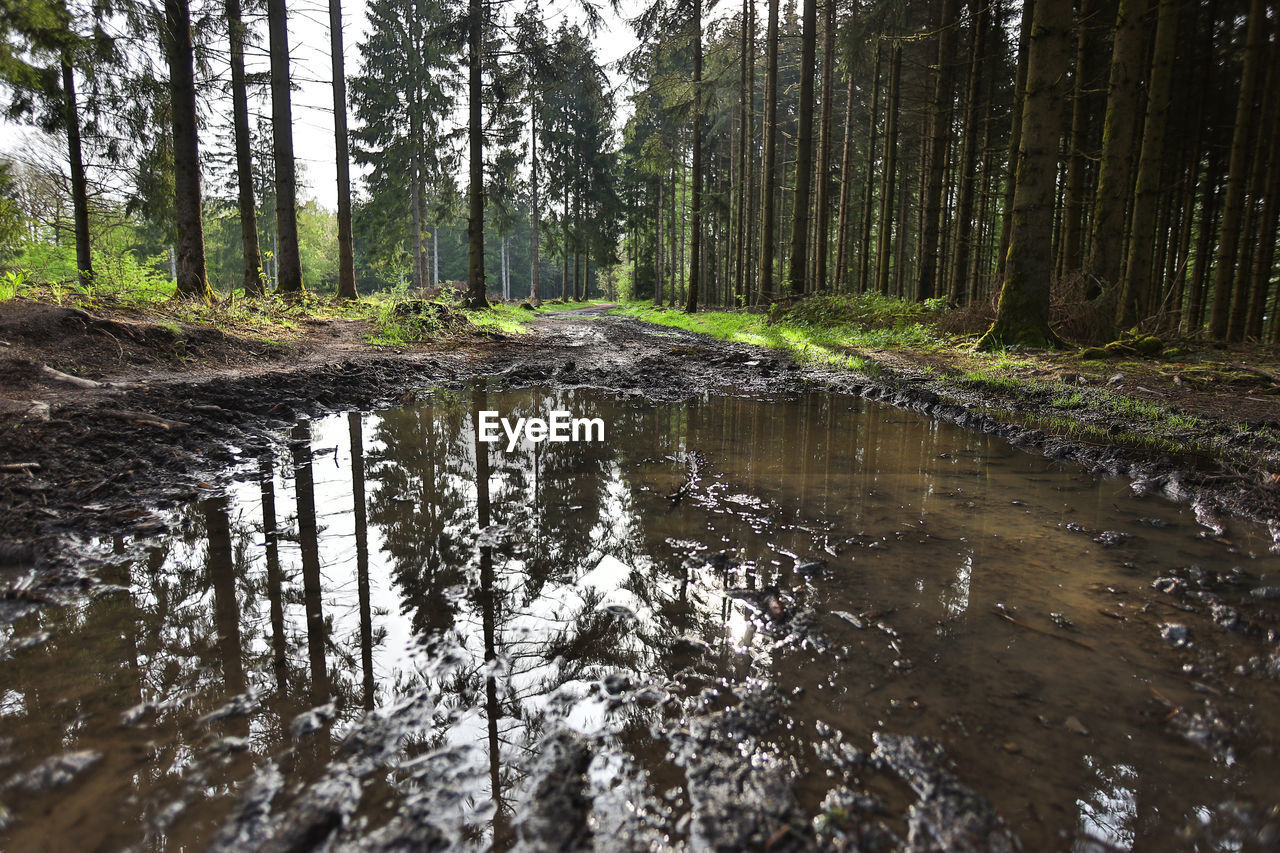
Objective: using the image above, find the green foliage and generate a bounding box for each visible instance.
[0,269,28,300]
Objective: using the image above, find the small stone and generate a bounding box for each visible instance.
[1160,622,1191,647]
[1064,716,1090,736]
[1002,742,1022,754]
[1250,586,1280,600]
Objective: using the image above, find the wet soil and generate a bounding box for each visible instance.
[4,299,1280,850]
[1,300,1276,579]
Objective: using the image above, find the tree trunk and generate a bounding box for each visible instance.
[977,0,1071,350]
[874,42,902,296]
[267,0,305,293]
[1208,0,1266,339]
[166,0,213,301]
[655,178,664,305]
[60,58,93,288]
[917,0,960,302]
[330,0,357,299]
[686,0,703,313]
[1058,0,1097,281]
[1085,0,1148,302]
[787,0,817,297]
[1118,0,1178,329]
[530,98,540,302]
[734,0,753,307]
[946,0,989,305]
[813,0,836,293]
[833,64,855,292]
[998,0,1035,282]
[226,0,265,295]
[757,0,781,304]
[465,0,487,309]
[858,42,882,293]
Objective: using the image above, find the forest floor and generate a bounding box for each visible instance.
[2,294,1278,583]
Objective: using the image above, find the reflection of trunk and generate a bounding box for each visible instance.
[204,497,248,735]
[471,383,508,844]
[292,421,330,707]
[260,455,289,694]
[349,413,375,711]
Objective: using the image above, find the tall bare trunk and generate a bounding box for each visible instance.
[686,0,703,313]
[465,0,487,309]
[226,0,265,294]
[757,0,781,303]
[166,0,212,301]
[917,0,960,301]
[330,0,357,299]
[1118,0,1178,328]
[947,0,989,305]
[977,0,1071,349]
[786,0,818,297]
[267,0,304,293]
[813,0,835,293]
[874,43,902,296]
[530,99,540,302]
[858,42,882,293]
[833,64,855,293]
[60,58,93,288]
[998,0,1035,282]
[1085,0,1148,301]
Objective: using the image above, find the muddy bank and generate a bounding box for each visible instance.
[1,304,1277,593]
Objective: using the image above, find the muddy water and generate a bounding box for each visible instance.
[3,385,1280,851]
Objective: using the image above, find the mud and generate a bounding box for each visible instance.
[2,304,1276,587]
[4,348,1280,850]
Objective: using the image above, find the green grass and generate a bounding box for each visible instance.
[535,298,607,313]
[611,294,949,372]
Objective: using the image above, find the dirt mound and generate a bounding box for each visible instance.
[0,299,291,395]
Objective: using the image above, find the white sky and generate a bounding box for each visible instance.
[0,0,646,211]
[231,0,645,209]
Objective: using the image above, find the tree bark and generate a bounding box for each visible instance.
[1208,0,1266,339]
[977,0,1071,349]
[946,0,989,305]
[226,0,265,295]
[1058,0,1097,281]
[267,0,304,293]
[686,0,703,313]
[874,42,901,297]
[857,41,882,293]
[166,0,212,301]
[787,0,816,298]
[813,0,836,293]
[330,0,357,299]
[1085,0,1148,302]
[530,97,541,302]
[757,0,781,304]
[917,0,960,302]
[465,0,487,309]
[997,0,1035,282]
[60,58,94,288]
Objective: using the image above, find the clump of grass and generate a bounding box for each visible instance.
[611,295,952,372]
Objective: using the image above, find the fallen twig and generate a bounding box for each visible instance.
[994,608,1096,651]
[99,408,189,430]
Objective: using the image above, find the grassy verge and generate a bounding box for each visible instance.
[611,294,948,372]
[0,266,540,346]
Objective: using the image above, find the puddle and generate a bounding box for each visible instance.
[3,385,1280,850]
